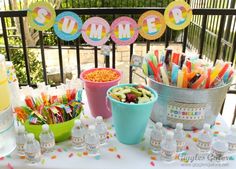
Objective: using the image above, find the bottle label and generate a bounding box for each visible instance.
[25,151,41,162]
[72,136,85,147]
[176,140,185,151]
[211,148,226,158]
[86,143,99,153]
[41,141,55,152]
[229,143,236,151]
[197,140,211,150]
[99,133,107,144]
[161,148,176,161]
[150,137,161,150]
[16,143,24,153]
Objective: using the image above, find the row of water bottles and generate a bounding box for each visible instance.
[150,122,185,162]
[15,116,107,163]
[150,122,236,162]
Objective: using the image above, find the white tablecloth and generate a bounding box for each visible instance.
[1,92,236,169]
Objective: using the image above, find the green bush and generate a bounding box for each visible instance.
[0,39,43,84]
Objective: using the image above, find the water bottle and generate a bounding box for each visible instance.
[95,116,107,145]
[211,132,228,158]
[160,131,177,162]
[85,125,99,156]
[174,123,185,152]
[226,125,236,153]
[24,133,41,163]
[150,122,163,153]
[197,123,212,152]
[71,119,85,149]
[39,124,55,153]
[15,125,27,156]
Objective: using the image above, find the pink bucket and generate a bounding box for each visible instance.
[80,68,122,119]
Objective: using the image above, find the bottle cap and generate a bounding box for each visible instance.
[203,123,211,130]
[17,125,25,133]
[42,124,49,131]
[74,119,81,126]
[155,122,163,128]
[96,116,103,122]
[231,125,236,133]
[166,131,174,140]
[88,125,95,131]
[176,123,183,130]
[27,133,34,141]
[218,132,226,139]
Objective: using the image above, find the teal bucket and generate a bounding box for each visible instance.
[107,84,158,145]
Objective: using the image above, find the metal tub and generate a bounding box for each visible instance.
[147,77,233,130]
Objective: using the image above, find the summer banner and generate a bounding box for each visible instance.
[54,12,83,41]
[110,17,139,46]
[27,1,56,31]
[164,0,193,30]
[138,10,166,40]
[82,17,110,46]
[27,1,193,45]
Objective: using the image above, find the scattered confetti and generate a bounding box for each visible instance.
[215,122,221,125]
[0,157,4,160]
[108,147,117,152]
[77,152,82,157]
[185,146,189,150]
[57,148,63,152]
[213,131,219,137]
[6,155,11,159]
[229,156,235,160]
[150,156,157,161]
[84,115,89,119]
[186,133,191,138]
[192,127,199,133]
[116,154,121,159]
[175,154,179,160]
[69,153,74,158]
[83,152,88,156]
[109,133,113,138]
[51,155,57,159]
[140,146,146,151]
[19,156,25,160]
[94,155,101,160]
[7,163,14,169]
[192,137,198,142]
[63,148,68,152]
[150,161,155,167]
[148,149,153,155]
[41,159,45,165]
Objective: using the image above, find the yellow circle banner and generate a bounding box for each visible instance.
[27,2,56,31]
[164,0,192,30]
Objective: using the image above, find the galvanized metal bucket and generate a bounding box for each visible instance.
[147,77,234,130]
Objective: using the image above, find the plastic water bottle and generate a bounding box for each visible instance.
[71,119,85,149]
[150,122,163,153]
[95,116,107,145]
[160,131,177,162]
[211,132,228,158]
[174,123,185,152]
[24,133,41,163]
[197,123,212,152]
[39,124,55,153]
[85,125,100,156]
[15,125,27,156]
[226,125,236,153]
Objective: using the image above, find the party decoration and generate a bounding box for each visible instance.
[82,17,110,46]
[110,17,139,45]
[138,10,166,40]
[164,0,192,30]
[27,1,56,31]
[54,12,83,41]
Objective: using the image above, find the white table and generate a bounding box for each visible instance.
[1,92,236,169]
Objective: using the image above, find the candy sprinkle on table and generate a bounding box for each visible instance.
[150,161,155,167]
[68,153,74,158]
[116,154,121,159]
[150,156,157,161]
[51,155,57,159]
[7,163,14,169]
